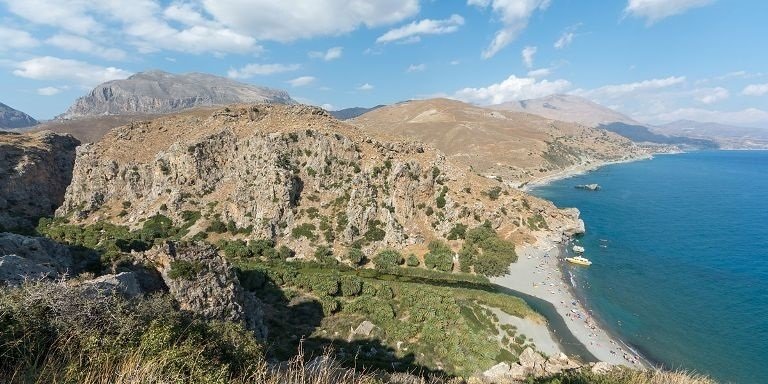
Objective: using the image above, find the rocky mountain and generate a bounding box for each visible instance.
[599,122,719,149]
[351,98,647,186]
[58,70,295,119]
[653,120,768,149]
[0,102,38,130]
[330,105,385,120]
[0,131,80,231]
[491,94,638,127]
[56,103,583,259]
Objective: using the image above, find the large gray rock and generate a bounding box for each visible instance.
[81,272,143,298]
[58,70,295,119]
[0,131,80,230]
[518,347,547,376]
[0,233,84,286]
[144,242,267,339]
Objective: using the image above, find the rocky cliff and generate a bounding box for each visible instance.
[0,131,80,230]
[0,102,38,129]
[57,104,582,257]
[58,71,295,119]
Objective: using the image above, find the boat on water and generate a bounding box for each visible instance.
[566,256,593,266]
[572,245,585,254]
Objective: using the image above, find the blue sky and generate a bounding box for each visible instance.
[1,0,766,127]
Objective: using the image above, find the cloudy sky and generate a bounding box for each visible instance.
[1,0,766,127]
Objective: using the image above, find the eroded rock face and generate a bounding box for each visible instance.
[479,347,584,383]
[143,242,267,339]
[0,131,80,230]
[58,71,295,119]
[0,102,38,129]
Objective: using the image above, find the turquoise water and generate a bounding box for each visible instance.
[532,151,768,384]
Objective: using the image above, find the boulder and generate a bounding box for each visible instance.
[591,361,614,374]
[0,255,57,286]
[81,272,143,298]
[353,320,376,336]
[482,362,511,381]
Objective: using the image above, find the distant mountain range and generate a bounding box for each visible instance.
[652,120,768,149]
[0,102,38,130]
[491,94,638,127]
[57,70,295,119]
[599,122,719,149]
[330,105,385,120]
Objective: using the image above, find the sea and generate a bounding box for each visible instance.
[531,150,768,384]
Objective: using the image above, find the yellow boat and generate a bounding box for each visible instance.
[565,256,592,266]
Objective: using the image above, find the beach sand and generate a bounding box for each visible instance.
[493,240,646,367]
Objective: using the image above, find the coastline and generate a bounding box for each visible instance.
[492,239,649,368]
[519,154,654,192]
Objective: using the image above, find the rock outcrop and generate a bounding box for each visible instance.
[142,242,267,339]
[0,131,80,230]
[0,102,38,129]
[57,103,584,257]
[479,347,582,383]
[58,71,295,119]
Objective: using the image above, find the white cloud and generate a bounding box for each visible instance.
[321,103,336,111]
[742,83,768,97]
[695,87,729,104]
[203,0,419,42]
[13,56,132,87]
[37,86,65,96]
[648,107,768,127]
[377,14,464,44]
[3,0,260,55]
[358,83,374,91]
[576,76,686,99]
[0,27,40,50]
[407,63,427,73]
[450,60,461,65]
[46,34,127,60]
[527,68,551,78]
[521,46,537,68]
[227,63,301,79]
[453,74,571,105]
[309,46,343,61]
[287,76,316,87]
[554,23,581,49]
[468,0,551,59]
[624,0,714,25]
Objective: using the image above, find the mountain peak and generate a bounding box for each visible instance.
[57,71,295,120]
[491,94,637,127]
[0,102,39,130]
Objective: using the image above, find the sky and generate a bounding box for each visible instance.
[0,0,767,127]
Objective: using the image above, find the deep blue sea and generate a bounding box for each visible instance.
[532,151,768,384]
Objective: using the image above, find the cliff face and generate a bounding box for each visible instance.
[0,131,80,230]
[57,104,582,256]
[58,71,295,119]
[0,102,38,129]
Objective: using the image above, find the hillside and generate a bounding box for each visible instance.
[0,102,38,129]
[600,122,719,149]
[351,98,647,186]
[653,120,768,149]
[330,105,385,120]
[491,94,637,127]
[58,70,294,119]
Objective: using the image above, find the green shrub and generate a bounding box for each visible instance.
[447,223,467,240]
[140,213,175,241]
[363,220,386,242]
[291,223,317,241]
[277,245,294,259]
[484,186,502,201]
[340,276,363,296]
[373,249,403,270]
[436,194,446,209]
[167,260,203,280]
[406,253,420,267]
[314,245,335,264]
[206,218,227,233]
[424,240,453,272]
[345,247,365,265]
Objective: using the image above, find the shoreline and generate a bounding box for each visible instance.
[519,154,654,192]
[492,239,650,368]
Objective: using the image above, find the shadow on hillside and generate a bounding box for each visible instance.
[238,268,449,380]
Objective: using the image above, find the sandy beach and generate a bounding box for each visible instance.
[493,240,646,368]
